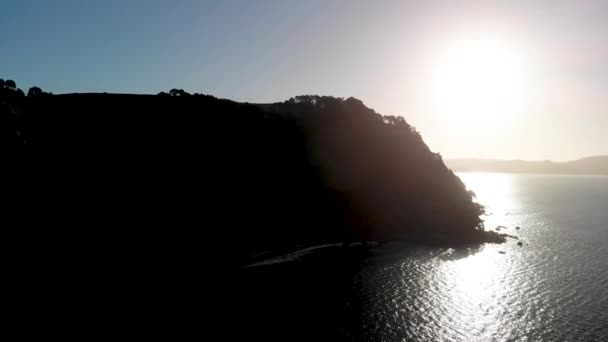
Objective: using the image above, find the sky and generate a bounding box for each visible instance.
[1,0,607,161]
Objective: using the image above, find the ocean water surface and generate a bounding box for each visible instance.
[352,173,608,341]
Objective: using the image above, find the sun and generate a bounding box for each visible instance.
[428,35,529,129]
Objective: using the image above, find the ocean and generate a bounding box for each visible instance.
[239,173,608,341]
[351,173,608,341]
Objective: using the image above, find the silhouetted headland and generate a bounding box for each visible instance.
[2,78,514,339]
[446,156,608,175]
[2,79,505,268]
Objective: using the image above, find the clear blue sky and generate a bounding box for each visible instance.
[2,0,607,160]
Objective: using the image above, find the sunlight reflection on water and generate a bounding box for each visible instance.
[434,247,517,341]
[355,172,608,341]
[459,172,518,229]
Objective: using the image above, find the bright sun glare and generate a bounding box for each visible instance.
[429,35,529,129]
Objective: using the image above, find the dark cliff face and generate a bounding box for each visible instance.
[2,83,497,267]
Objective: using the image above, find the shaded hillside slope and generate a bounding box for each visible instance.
[2,80,503,267]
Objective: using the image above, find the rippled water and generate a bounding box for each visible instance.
[353,173,608,341]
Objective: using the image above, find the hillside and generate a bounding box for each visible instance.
[2,80,504,268]
[446,156,608,175]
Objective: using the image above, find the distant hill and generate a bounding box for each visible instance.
[446,156,608,175]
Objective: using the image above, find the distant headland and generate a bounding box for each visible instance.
[446,156,608,175]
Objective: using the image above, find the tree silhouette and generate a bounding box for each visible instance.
[0,79,26,145]
[27,86,43,97]
[169,88,190,97]
[4,79,16,90]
